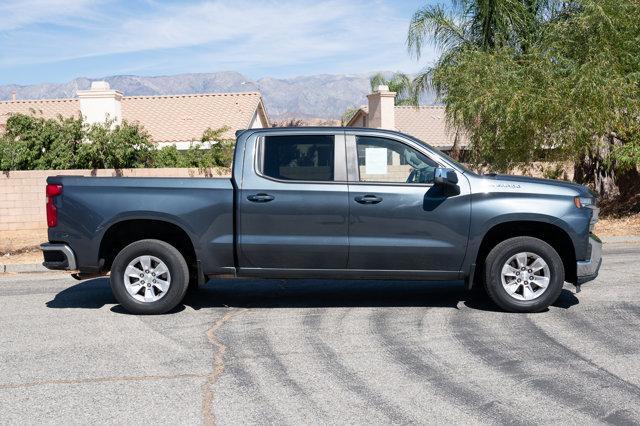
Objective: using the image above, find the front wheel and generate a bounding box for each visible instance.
[110,239,189,314]
[484,236,565,313]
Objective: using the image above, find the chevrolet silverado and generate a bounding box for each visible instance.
[41,127,601,314]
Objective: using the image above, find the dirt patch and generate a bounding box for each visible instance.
[0,229,47,253]
[595,214,640,237]
[0,248,42,265]
[598,193,640,218]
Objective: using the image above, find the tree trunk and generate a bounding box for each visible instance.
[574,135,640,215]
[449,130,462,161]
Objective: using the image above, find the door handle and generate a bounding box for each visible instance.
[354,194,383,204]
[247,193,275,203]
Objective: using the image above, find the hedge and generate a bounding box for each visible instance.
[0,113,233,171]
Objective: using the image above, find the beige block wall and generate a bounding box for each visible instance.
[0,167,230,252]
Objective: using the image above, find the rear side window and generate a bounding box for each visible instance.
[262,135,335,181]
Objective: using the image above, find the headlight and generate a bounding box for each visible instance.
[574,196,595,208]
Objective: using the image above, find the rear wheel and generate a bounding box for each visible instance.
[110,239,189,314]
[484,236,564,313]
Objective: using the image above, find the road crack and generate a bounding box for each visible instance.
[201,308,248,426]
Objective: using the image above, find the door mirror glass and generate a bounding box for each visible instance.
[434,168,458,186]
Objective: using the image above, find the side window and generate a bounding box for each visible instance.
[262,135,335,181]
[356,136,438,184]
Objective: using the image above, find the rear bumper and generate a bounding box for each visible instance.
[40,243,77,270]
[576,234,602,285]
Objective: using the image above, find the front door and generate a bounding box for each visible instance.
[347,134,471,274]
[238,132,349,271]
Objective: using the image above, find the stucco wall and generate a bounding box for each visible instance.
[0,167,230,252]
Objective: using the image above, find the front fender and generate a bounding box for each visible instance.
[461,191,583,277]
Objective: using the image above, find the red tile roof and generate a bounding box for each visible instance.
[348,105,468,148]
[0,98,81,123]
[0,92,269,142]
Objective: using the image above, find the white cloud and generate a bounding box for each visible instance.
[0,0,435,78]
[0,0,101,31]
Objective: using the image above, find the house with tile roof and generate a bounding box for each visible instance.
[346,85,467,153]
[0,81,270,148]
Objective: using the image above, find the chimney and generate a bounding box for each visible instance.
[366,85,396,129]
[11,91,16,101]
[77,81,123,126]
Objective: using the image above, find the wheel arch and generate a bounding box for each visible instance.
[472,220,577,286]
[98,218,198,273]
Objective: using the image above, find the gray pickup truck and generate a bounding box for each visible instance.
[41,127,601,314]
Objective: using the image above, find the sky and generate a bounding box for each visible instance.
[0,0,439,85]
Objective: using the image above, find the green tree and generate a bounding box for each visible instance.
[153,126,234,170]
[408,0,553,91]
[200,126,234,167]
[0,113,83,170]
[408,0,551,52]
[77,120,154,169]
[0,114,156,171]
[153,145,186,168]
[341,107,360,126]
[408,0,640,207]
[369,72,419,106]
[0,114,237,172]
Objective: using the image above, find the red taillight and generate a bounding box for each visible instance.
[46,184,62,197]
[46,184,62,227]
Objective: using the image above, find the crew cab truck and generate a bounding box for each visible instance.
[41,127,601,314]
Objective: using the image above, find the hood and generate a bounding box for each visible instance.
[480,174,595,198]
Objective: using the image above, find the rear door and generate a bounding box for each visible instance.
[238,131,349,271]
[346,132,471,275]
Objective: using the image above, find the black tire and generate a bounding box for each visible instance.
[110,239,189,315]
[484,236,564,313]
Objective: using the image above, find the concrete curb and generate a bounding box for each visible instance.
[1,263,48,273]
[1,236,638,274]
[601,236,640,243]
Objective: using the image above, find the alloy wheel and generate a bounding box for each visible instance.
[500,252,551,301]
[123,255,171,303]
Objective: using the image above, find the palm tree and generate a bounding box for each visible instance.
[369,72,419,106]
[407,0,552,92]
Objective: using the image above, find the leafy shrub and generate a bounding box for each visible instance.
[0,113,83,170]
[153,145,185,168]
[151,126,233,169]
[77,120,155,169]
[200,126,234,167]
[0,113,234,171]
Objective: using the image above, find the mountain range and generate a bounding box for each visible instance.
[0,71,437,120]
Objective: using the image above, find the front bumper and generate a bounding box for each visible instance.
[40,243,77,270]
[576,234,602,285]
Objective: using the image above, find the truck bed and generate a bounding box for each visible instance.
[47,176,235,274]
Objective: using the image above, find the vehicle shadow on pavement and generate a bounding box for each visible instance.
[46,277,579,314]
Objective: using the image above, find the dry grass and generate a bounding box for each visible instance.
[595,213,640,237]
[0,249,42,265]
[0,229,47,254]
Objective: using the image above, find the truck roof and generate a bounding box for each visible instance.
[235,126,413,137]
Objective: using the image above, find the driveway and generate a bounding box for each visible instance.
[0,242,639,424]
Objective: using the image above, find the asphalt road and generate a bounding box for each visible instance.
[1,242,639,425]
